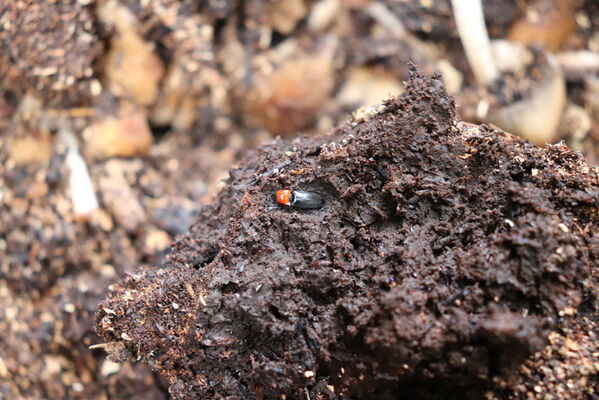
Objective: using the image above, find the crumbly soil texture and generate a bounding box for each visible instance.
[97,69,599,399]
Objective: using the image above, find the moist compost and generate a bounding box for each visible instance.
[97,68,599,399]
[0,129,232,398]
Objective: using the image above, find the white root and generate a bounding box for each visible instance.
[59,127,99,219]
[451,0,499,86]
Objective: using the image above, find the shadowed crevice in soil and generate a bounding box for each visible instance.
[97,67,599,399]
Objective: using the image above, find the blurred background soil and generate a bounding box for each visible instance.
[0,0,599,398]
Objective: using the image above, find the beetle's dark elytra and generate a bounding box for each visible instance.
[289,191,324,209]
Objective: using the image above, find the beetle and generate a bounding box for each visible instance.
[276,190,324,209]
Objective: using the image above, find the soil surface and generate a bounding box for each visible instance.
[2,0,599,398]
[0,129,235,398]
[97,69,599,399]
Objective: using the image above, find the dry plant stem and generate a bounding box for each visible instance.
[451,0,499,86]
[59,127,99,218]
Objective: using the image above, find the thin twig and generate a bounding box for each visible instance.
[88,342,116,350]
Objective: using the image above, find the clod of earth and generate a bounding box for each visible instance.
[96,67,599,399]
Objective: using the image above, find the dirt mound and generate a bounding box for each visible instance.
[97,68,599,399]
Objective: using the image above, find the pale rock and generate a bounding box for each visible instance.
[85,104,153,159]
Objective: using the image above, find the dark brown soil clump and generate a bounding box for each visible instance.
[97,68,599,398]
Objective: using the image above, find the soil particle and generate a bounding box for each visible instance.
[97,68,599,398]
[0,0,102,107]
